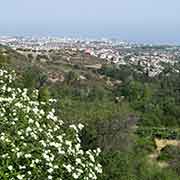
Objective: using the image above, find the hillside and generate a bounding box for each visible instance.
[1,45,180,179]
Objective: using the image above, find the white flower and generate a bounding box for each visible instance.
[78,123,84,130]
[19,165,26,169]
[17,152,23,158]
[17,175,23,180]
[35,159,40,163]
[76,158,82,164]
[97,148,101,154]
[47,168,54,173]
[25,154,32,158]
[95,164,103,173]
[28,118,34,124]
[17,131,22,135]
[57,135,63,142]
[28,171,32,175]
[8,165,13,171]
[39,109,45,115]
[87,151,95,162]
[63,164,73,173]
[69,124,78,132]
[35,121,40,128]
[7,87,11,92]
[65,140,72,146]
[48,175,53,180]
[72,172,80,179]
[26,127,32,132]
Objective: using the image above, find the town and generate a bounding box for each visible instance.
[1,36,180,77]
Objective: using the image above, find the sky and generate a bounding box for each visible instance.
[0,0,180,43]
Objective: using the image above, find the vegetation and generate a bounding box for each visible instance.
[0,69,102,179]
[1,47,180,179]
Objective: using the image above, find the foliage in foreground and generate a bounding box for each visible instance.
[0,69,102,180]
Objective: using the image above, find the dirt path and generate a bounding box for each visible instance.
[147,138,180,168]
[148,151,168,168]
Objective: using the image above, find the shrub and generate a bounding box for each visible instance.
[0,69,102,180]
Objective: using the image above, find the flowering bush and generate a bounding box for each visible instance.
[0,69,102,180]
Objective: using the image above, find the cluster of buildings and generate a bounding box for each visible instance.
[1,36,180,77]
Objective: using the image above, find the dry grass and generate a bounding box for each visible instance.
[155,138,180,152]
[147,138,180,168]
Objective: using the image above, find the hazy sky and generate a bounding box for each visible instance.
[0,0,180,43]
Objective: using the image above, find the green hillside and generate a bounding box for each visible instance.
[1,45,180,179]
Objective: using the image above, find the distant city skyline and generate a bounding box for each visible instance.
[1,0,180,44]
